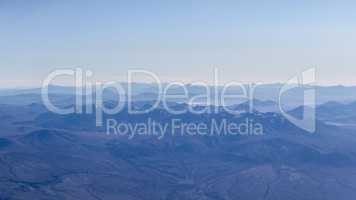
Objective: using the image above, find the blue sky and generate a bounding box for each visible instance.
[1,0,356,87]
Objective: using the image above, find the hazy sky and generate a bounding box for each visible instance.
[1,0,356,87]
